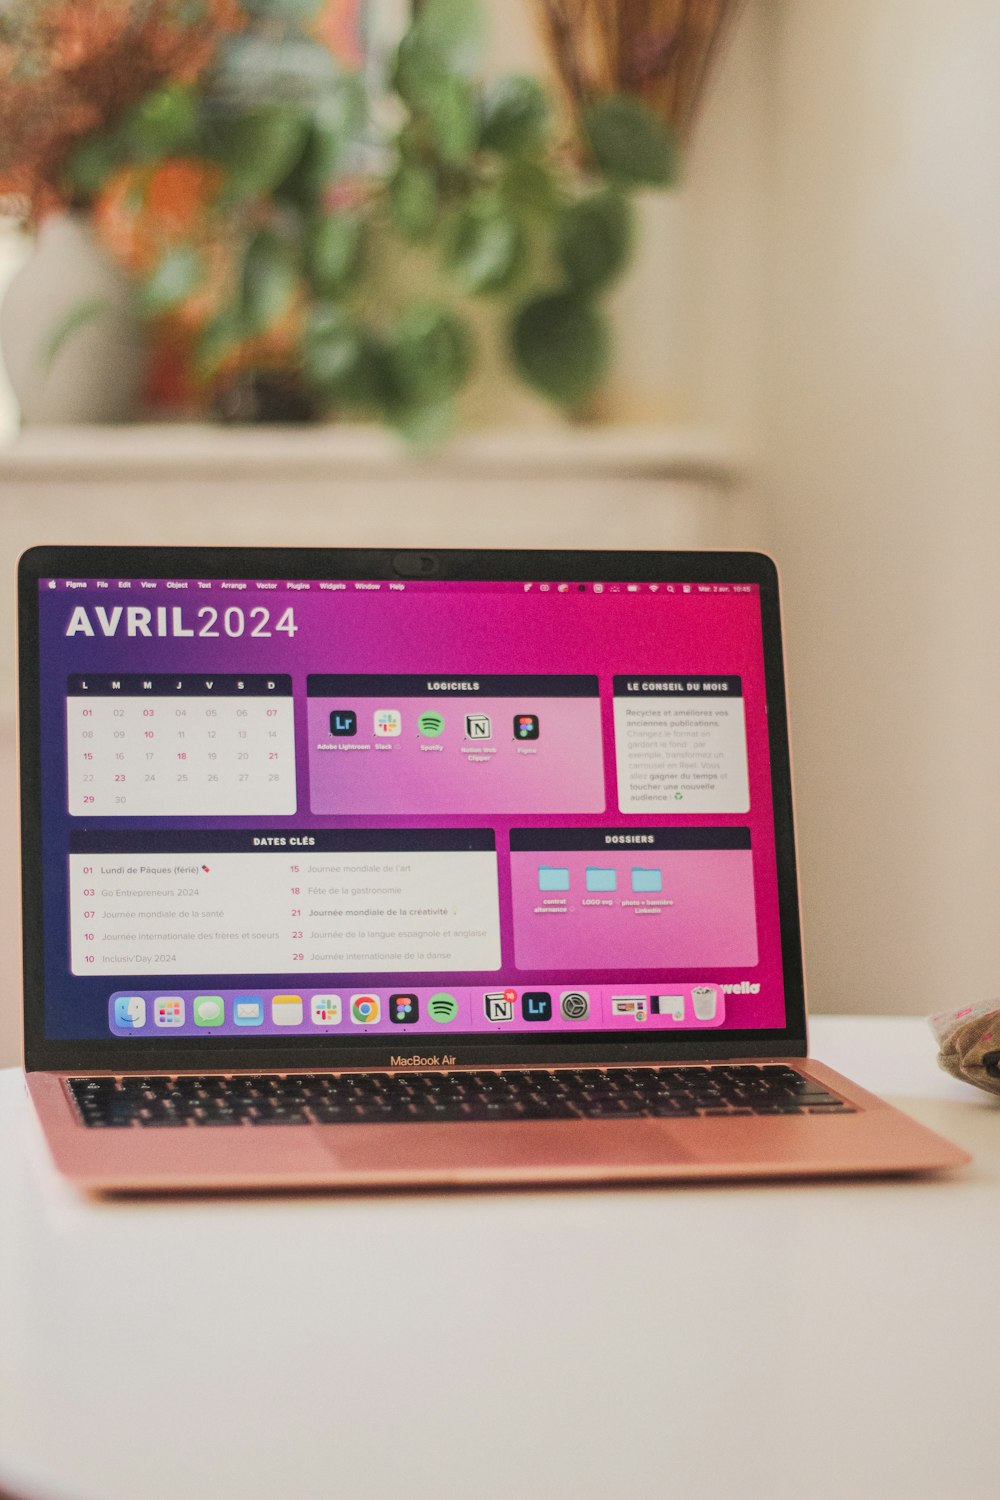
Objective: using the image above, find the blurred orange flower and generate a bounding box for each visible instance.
[93,158,224,273]
[314,0,364,71]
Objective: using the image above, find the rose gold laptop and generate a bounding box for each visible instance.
[19,545,967,1192]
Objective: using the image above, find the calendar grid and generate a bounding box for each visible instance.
[66,674,296,817]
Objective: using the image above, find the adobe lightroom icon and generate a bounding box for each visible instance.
[329,709,357,736]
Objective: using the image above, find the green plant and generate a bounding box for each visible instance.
[4,0,678,435]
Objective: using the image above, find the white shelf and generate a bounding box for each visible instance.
[0,421,742,485]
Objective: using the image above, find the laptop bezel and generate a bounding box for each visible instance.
[19,544,807,1072]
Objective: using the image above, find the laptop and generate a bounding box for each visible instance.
[18,545,968,1192]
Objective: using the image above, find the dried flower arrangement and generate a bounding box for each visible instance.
[532,0,741,139]
[0,0,734,435]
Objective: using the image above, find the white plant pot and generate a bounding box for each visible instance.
[0,213,143,425]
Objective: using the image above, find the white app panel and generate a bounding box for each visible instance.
[70,849,501,975]
[614,695,750,814]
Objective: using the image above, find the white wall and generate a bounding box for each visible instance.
[760,0,1000,1013]
[492,0,1000,1018]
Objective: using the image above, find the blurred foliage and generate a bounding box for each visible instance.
[2,0,678,436]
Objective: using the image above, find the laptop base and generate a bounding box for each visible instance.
[27,1061,969,1195]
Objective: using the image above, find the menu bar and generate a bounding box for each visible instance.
[41,578,759,596]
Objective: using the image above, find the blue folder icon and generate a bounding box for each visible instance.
[631,867,663,893]
[585,866,617,892]
[538,865,570,892]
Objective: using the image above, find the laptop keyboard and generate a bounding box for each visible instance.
[69,1066,855,1128]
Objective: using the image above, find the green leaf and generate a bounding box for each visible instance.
[215,105,307,199]
[63,138,122,200]
[510,292,609,407]
[584,95,677,187]
[389,165,439,242]
[41,297,108,373]
[393,31,478,161]
[237,0,326,19]
[447,200,521,293]
[392,29,445,113]
[278,118,342,204]
[410,0,485,74]
[480,76,548,155]
[388,302,472,406]
[424,75,478,164]
[394,398,457,451]
[501,159,559,215]
[196,309,245,377]
[277,80,366,204]
[122,84,199,161]
[242,231,299,333]
[302,306,366,395]
[139,247,203,315]
[556,190,633,292]
[305,214,362,293]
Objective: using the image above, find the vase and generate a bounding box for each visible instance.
[0,212,144,426]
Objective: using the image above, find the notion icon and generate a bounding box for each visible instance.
[484,990,516,1022]
[465,713,491,740]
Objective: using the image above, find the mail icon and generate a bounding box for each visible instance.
[585,866,617,892]
[538,865,570,892]
[631,867,662,893]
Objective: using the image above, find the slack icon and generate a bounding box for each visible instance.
[330,709,357,736]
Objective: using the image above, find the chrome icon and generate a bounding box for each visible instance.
[350,993,381,1025]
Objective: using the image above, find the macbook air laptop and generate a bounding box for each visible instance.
[18,545,968,1192]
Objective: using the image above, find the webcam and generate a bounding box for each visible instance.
[392,552,440,577]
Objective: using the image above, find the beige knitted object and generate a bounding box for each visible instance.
[930,1001,1000,1096]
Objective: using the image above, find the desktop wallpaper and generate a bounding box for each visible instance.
[34,574,786,1042]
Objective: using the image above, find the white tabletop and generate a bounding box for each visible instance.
[1,1016,997,1500]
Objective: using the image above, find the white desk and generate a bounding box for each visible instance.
[1,1016,997,1500]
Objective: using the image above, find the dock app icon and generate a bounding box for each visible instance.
[388,993,419,1024]
[484,990,516,1022]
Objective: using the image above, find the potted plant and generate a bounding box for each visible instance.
[1,0,737,439]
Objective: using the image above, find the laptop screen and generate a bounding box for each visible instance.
[27,558,793,1053]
